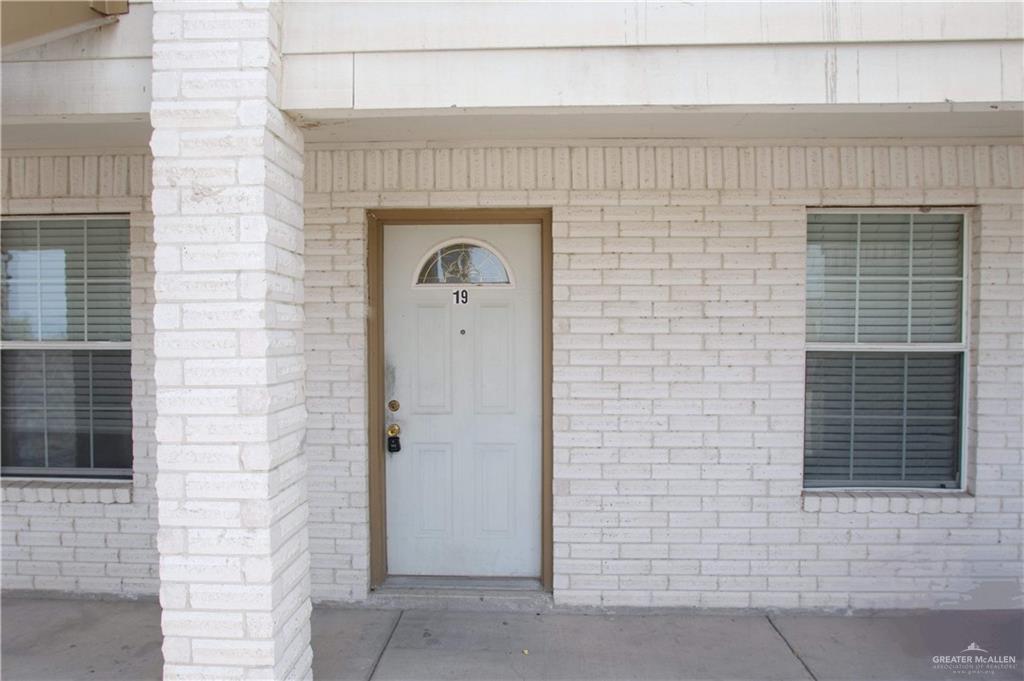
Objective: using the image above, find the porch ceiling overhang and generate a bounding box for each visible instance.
[3,104,1022,152]
[295,104,1024,145]
[3,0,1021,150]
[1,1,127,55]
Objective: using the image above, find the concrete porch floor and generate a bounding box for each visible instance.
[1,596,1021,680]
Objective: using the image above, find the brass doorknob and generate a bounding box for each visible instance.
[386,424,401,437]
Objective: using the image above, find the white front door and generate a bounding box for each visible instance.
[383,223,541,577]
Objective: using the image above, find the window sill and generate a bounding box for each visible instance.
[1,478,132,504]
[802,489,974,514]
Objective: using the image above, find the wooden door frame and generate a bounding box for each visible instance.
[366,208,554,591]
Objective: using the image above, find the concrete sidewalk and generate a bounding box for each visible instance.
[2,596,1021,680]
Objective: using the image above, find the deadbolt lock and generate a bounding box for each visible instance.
[387,399,400,412]
[386,423,402,454]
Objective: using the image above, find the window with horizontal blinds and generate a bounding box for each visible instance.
[1,217,132,478]
[804,213,965,489]
[2,218,130,343]
[1,350,132,473]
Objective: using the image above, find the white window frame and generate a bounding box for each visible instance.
[804,207,970,492]
[1,214,133,479]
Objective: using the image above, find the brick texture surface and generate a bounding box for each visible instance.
[0,153,157,596]
[147,1,312,678]
[302,142,1023,610]
[3,140,1022,612]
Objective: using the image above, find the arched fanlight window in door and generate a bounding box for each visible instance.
[414,239,513,286]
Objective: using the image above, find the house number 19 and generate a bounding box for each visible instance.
[452,289,469,304]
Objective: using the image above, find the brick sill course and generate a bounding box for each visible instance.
[1,478,132,504]
[802,489,975,514]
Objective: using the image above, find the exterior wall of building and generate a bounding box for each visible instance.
[2,140,1022,610]
[2,2,152,120]
[302,141,1023,609]
[280,2,1024,113]
[283,1,1024,53]
[0,152,158,596]
[5,2,1022,132]
[282,44,1024,114]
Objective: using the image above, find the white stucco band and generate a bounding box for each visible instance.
[2,140,1022,614]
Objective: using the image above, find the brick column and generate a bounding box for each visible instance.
[149,2,311,678]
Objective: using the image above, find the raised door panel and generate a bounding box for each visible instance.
[413,303,451,414]
[474,443,516,537]
[474,303,514,414]
[414,443,454,536]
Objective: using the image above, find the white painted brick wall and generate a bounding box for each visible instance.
[3,140,1021,611]
[302,141,1023,610]
[0,152,157,596]
[149,0,312,677]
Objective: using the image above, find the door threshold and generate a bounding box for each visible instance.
[381,575,543,591]
[369,575,553,612]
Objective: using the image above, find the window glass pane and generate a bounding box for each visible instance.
[905,420,959,482]
[911,281,961,342]
[1,220,40,279]
[852,355,905,415]
[859,214,910,277]
[1,217,132,478]
[804,352,960,488]
[806,213,963,347]
[88,281,132,341]
[93,410,133,470]
[417,243,510,285]
[1,410,46,468]
[44,350,92,409]
[913,215,962,278]
[851,418,903,481]
[86,219,131,280]
[2,220,41,341]
[91,351,133,409]
[906,354,961,418]
[1,277,40,340]
[1,218,130,343]
[807,215,857,279]
[804,354,853,482]
[40,279,85,341]
[857,280,909,342]
[46,410,93,469]
[806,280,855,343]
[805,353,853,414]
[805,212,964,489]
[39,219,85,280]
[0,349,132,476]
[92,350,133,469]
[1,350,45,408]
[803,417,852,482]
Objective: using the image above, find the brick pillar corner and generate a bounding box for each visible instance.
[150,1,311,678]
